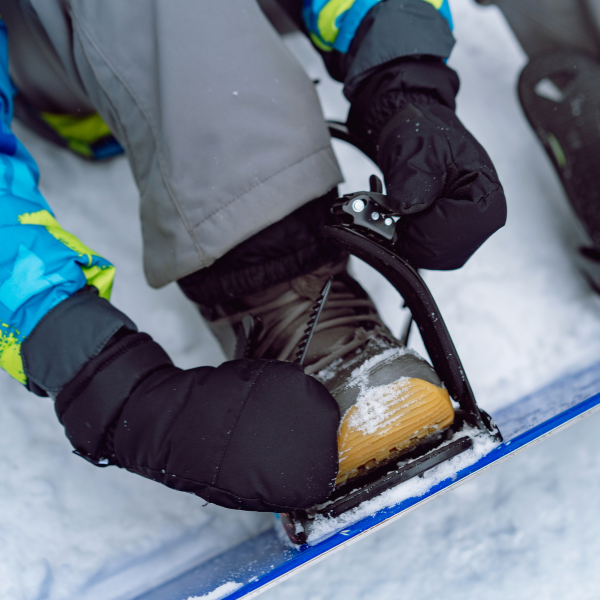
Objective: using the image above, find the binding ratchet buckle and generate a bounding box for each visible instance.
[332,175,400,244]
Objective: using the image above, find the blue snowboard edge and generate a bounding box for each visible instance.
[134,359,600,600]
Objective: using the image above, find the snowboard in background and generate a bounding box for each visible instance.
[518,50,600,292]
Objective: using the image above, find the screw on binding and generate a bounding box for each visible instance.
[352,199,366,212]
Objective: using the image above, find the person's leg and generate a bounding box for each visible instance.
[478,0,600,58]
[0,0,122,158]
[585,0,600,42]
[5,0,343,289]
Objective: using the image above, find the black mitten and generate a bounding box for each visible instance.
[348,58,507,270]
[22,288,340,512]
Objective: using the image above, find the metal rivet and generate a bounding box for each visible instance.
[384,217,393,226]
[371,212,380,221]
[352,199,366,212]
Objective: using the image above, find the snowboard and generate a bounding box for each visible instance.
[518,50,600,291]
[132,357,600,600]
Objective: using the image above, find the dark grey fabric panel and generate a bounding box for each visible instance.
[344,0,456,99]
[22,288,137,395]
[492,0,600,58]
[0,0,95,113]
[258,0,301,34]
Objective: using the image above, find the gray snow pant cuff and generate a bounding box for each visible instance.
[177,190,347,308]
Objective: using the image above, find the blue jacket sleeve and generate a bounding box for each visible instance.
[0,20,115,385]
[302,0,455,99]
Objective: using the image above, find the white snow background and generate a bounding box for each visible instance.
[2,1,600,599]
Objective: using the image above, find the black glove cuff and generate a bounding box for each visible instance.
[347,58,460,158]
[56,331,173,464]
[22,286,137,397]
[317,0,455,99]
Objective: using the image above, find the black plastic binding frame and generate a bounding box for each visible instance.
[322,225,489,432]
[277,125,501,545]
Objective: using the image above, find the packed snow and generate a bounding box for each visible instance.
[186,581,243,600]
[2,1,600,599]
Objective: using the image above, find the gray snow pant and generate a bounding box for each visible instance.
[1,0,343,289]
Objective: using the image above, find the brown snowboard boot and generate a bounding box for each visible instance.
[205,261,454,487]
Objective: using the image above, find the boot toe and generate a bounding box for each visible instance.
[336,377,454,486]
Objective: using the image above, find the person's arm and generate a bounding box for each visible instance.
[302,0,507,269]
[0,19,115,389]
[0,20,340,512]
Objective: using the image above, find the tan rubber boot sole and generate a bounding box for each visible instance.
[336,378,454,486]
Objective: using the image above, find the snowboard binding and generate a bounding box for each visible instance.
[278,125,501,545]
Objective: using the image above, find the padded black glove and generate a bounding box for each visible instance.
[348,58,507,270]
[22,287,340,512]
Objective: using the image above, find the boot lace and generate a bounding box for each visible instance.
[212,279,387,375]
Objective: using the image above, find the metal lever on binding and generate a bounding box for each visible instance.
[295,277,333,367]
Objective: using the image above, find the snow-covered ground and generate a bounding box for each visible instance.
[2,1,600,599]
